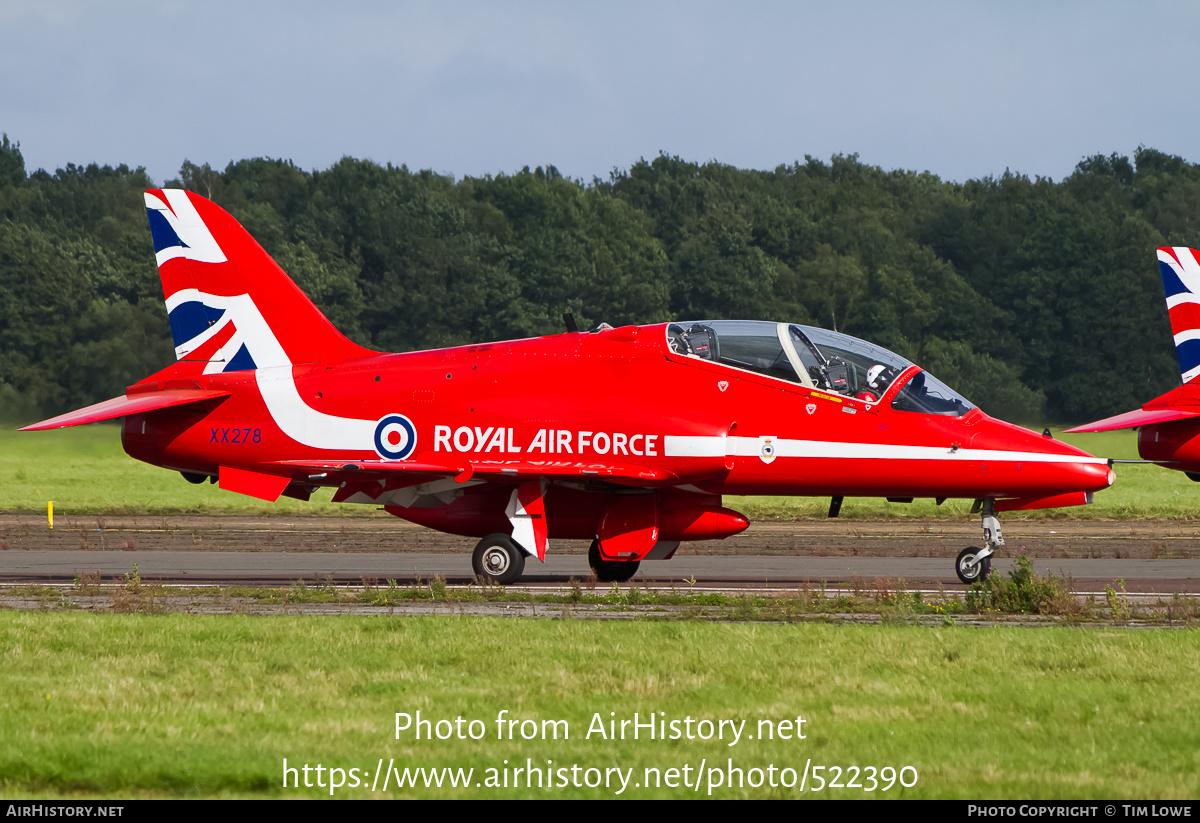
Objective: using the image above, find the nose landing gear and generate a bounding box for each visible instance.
[955,499,1003,584]
[955,546,992,584]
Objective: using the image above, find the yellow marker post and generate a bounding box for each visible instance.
[48,501,53,530]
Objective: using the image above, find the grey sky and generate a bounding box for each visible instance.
[1,0,1195,185]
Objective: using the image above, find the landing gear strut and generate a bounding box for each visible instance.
[955,499,1003,584]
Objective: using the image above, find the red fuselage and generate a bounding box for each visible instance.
[121,322,1112,541]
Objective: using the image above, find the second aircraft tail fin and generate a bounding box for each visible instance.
[1158,246,1200,383]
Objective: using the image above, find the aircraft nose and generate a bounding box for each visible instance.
[1031,436,1115,493]
[972,416,1114,498]
[1072,457,1116,492]
[1038,434,1114,491]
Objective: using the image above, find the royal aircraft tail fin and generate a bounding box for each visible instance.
[144,189,373,374]
[1157,246,1200,384]
[21,190,374,432]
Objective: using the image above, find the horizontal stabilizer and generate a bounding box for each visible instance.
[19,389,232,431]
[1063,407,1200,434]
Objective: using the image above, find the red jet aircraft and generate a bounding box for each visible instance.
[23,190,1115,584]
[1068,247,1200,475]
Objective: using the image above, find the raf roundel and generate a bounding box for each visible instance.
[374,414,417,460]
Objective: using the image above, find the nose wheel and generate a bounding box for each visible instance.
[955,546,992,584]
[955,498,1003,584]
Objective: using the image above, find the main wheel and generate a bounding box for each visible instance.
[955,546,992,585]
[472,534,525,585]
[588,540,640,583]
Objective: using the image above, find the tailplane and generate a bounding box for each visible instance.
[145,189,373,373]
[1157,246,1200,384]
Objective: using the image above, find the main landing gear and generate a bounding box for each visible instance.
[472,534,525,585]
[955,499,1003,584]
[588,540,640,583]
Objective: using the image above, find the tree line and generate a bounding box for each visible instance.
[1,133,1195,425]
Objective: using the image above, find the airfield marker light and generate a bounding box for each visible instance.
[48,501,53,530]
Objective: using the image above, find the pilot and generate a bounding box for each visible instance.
[856,364,896,402]
[869,364,896,390]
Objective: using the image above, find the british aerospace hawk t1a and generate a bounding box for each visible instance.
[23,190,1114,584]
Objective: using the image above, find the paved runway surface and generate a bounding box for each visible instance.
[3,514,1199,592]
[2,550,1197,593]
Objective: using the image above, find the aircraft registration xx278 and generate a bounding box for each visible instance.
[22,190,1115,584]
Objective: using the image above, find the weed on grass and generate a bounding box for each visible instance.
[965,551,1076,617]
[430,575,448,600]
[1106,579,1132,624]
[73,570,101,596]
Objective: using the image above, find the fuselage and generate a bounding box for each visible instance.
[122,320,1113,508]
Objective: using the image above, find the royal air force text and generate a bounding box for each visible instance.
[434,427,659,457]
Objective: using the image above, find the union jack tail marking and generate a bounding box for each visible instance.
[144,189,373,373]
[1158,246,1200,383]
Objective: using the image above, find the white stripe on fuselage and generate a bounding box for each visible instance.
[664,435,1107,464]
[255,367,376,451]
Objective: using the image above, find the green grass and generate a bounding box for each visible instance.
[1,426,345,515]
[0,612,1195,799]
[4,425,1199,519]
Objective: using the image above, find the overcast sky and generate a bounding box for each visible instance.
[1,0,1196,186]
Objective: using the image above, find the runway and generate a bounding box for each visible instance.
[2,515,1199,592]
[2,549,1198,593]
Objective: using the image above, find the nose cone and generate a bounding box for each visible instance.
[968,415,1114,498]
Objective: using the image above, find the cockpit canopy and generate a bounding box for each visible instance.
[666,320,975,416]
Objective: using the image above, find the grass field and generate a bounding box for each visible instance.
[0,613,1196,799]
[3,425,1198,519]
